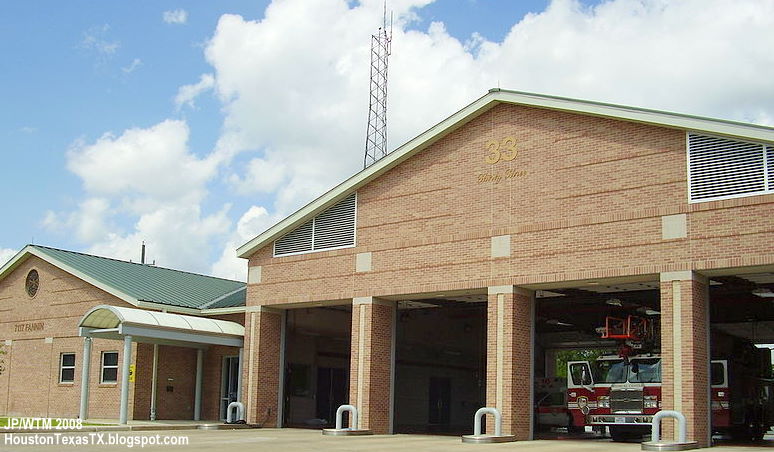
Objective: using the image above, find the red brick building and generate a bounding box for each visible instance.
[0,245,246,423]
[236,89,774,446]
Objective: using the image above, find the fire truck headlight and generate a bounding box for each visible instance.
[644,395,658,409]
[598,396,610,408]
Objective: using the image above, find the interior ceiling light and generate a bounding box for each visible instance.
[546,319,573,327]
[605,298,623,306]
[752,288,774,298]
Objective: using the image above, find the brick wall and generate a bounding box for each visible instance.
[349,299,394,433]
[247,103,774,304]
[660,273,710,446]
[0,255,236,422]
[486,288,532,439]
[242,309,282,426]
[241,102,773,438]
[0,256,138,419]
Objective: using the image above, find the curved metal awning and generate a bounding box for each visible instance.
[78,305,244,348]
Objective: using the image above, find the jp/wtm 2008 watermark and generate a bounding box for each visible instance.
[3,417,82,430]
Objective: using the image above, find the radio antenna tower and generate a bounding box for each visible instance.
[363,2,393,168]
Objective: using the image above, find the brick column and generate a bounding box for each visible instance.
[486,286,533,439]
[660,271,710,447]
[243,306,283,426]
[349,297,395,434]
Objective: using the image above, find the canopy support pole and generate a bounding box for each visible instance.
[79,337,92,420]
[119,335,132,424]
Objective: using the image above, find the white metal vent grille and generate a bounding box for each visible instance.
[273,220,313,256]
[768,146,774,190]
[273,193,357,256]
[688,134,772,202]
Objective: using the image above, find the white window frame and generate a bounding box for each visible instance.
[100,351,119,384]
[686,132,773,203]
[59,352,76,384]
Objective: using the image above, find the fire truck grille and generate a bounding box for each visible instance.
[610,389,644,413]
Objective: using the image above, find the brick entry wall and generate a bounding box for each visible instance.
[243,308,282,426]
[486,287,533,439]
[660,271,710,447]
[349,298,394,433]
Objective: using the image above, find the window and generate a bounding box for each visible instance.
[688,133,773,202]
[569,362,593,386]
[60,353,75,383]
[101,351,118,383]
[274,193,357,256]
[711,362,726,386]
[25,269,39,297]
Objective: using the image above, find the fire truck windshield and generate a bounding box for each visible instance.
[592,358,662,384]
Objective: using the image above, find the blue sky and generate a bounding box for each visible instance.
[1,0,772,280]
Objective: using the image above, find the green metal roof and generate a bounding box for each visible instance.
[20,245,245,310]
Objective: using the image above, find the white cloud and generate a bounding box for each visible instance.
[228,156,287,194]
[175,73,215,110]
[163,9,188,25]
[42,198,112,243]
[54,120,230,274]
[67,120,215,203]
[81,24,119,57]
[87,204,231,271]
[211,206,283,281]
[0,248,17,267]
[122,58,143,74]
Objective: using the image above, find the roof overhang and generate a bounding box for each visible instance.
[236,88,774,258]
[78,305,244,348]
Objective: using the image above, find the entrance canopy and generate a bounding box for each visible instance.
[78,304,244,348]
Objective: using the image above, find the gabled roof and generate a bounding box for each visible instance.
[0,245,245,312]
[236,88,774,258]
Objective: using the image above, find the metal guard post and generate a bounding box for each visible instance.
[461,407,516,443]
[336,404,358,430]
[641,410,698,451]
[225,401,245,424]
[322,404,373,436]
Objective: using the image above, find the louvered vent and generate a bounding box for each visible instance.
[768,146,774,190]
[273,193,357,256]
[273,220,313,256]
[688,134,772,202]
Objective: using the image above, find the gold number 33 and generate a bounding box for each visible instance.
[484,137,518,164]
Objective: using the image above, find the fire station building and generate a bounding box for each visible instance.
[0,245,246,423]
[236,89,774,447]
[1,89,773,448]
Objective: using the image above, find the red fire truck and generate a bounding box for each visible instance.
[565,317,774,442]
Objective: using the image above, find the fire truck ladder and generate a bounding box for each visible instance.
[600,315,653,341]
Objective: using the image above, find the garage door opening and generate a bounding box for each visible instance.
[533,280,661,442]
[708,271,774,445]
[393,297,486,435]
[282,305,351,429]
